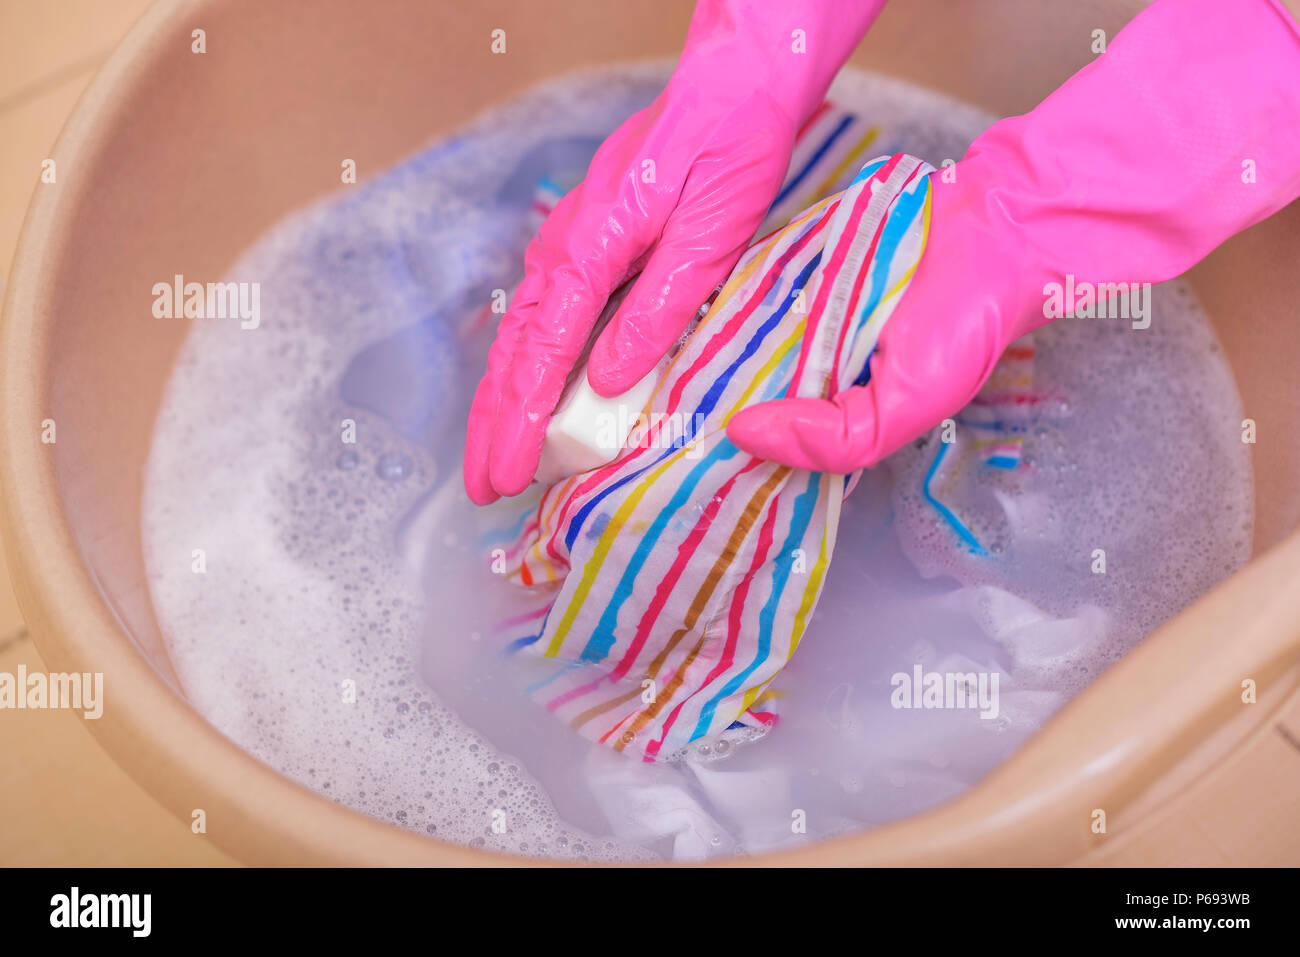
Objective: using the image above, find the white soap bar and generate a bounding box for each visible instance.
[534,360,662,486]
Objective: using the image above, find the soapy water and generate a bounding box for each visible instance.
[142,65,1253,860]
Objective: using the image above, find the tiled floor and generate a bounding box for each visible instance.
[0,0,235,866]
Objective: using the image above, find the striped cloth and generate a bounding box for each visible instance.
[765,100,885,232]
[493,110,934,761]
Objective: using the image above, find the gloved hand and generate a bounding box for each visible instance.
[728,0,1300,473]
[465,0,889,504]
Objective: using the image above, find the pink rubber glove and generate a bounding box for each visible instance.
[465,0,889,504]
[729,0,1300,473]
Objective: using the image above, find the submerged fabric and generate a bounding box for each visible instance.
[922,335,1045,556]
[494,141,934,761]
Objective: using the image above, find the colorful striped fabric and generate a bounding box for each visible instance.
[765,101,883,232]
[495,142,935,762]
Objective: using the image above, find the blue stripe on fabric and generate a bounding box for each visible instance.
[578,437,740,662]
[764,341,802,402]
[563,252,822,553]
[689,470,823,742]
[953,416,1030,433]
[770,115,854,211]
[505,632,541,653]
[921,440,988,556]
[504,595,558,657]
[851,176,930,387]
[574,257,821,660]
[848,156,888,186]
[524,659,586,695]
[693,256,821,423]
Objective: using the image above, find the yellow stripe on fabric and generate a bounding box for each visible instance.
[717,321,807,426]
[642,464,791,676]
[570,463,792,739]
[543,447,689,656]
[646,248,767,408]
[879,183,933,306]
[563,319,806,635]
[539,257,817,649]
[789,510,834,659]
[545,242,809,601]
[797,127,880,212]
[581,328,808,712]
[647,198,834,409]
[770,193,838,236]
[875,188,933,313]
[919,179,932,245]
[853,186,932,354]
[740,681,786,714]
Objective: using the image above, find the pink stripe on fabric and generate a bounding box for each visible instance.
[609,456,767,680]
[825,162,925,392]
[788,155,903,390]
[536,209,838,561]
[647,492,783,754]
